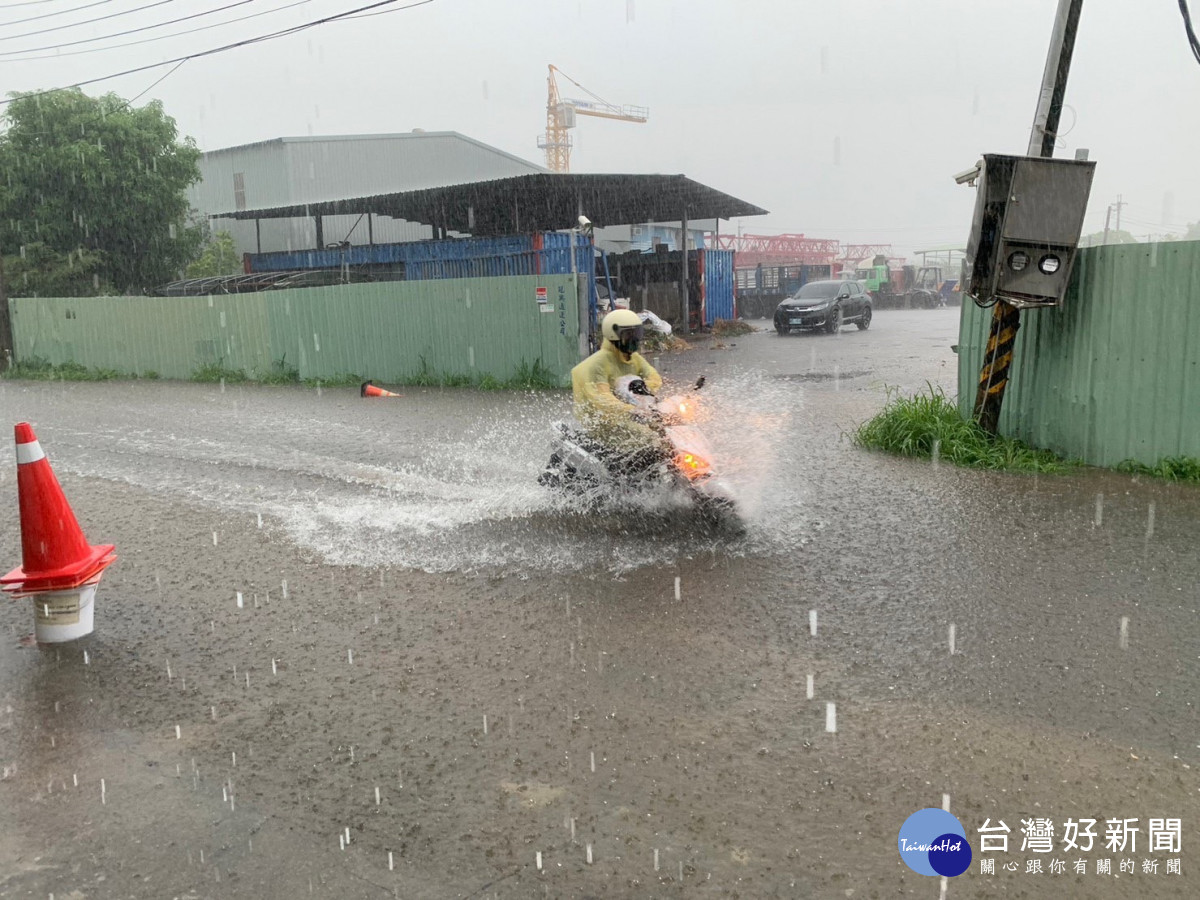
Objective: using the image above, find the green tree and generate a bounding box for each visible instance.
[186,230,243,278]
[3,243,111,297]
[1184,222,1200,241]
[0,88,204,294]
[1079,229,1138,248]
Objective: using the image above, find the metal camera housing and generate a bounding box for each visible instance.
[963,153,1095,309]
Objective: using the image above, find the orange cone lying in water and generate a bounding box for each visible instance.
[1,422,116,595]
[360,381,401,398]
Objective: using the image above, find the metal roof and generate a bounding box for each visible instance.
[200,131,547,174]
[210,173,768,234]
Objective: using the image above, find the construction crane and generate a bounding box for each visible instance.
[537,64,649,173]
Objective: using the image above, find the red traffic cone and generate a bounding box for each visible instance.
[1,423,116,594]
[360,381,401,398]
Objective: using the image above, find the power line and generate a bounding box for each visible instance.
[0,0,176,41]
[1,0,260,54]
[0,0,309,60]
[0,0,436,106]
[0,0,86,7]
[126,56,186,103]
[0,0,114,28]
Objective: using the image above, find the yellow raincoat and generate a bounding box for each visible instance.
[571,340,664,453]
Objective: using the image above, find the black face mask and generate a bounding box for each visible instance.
[613,325,643,356]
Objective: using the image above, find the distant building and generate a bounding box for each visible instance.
[593,222,711,255]
[189,131,547,257]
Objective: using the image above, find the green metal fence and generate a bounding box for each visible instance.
[958,240,1200,466]
[9,275,582,386]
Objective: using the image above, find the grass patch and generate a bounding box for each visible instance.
[192,362,248,383]
[399,356,561,390]
[2,356,124,381]
[1116,456,1200,483]
[712,319,756,337]
[302,373,363,388]
[506,358,559,390]
[258,356,300,385]
[854,385,1076,474]
[4,354,560,391]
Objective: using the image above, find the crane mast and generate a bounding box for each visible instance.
[537,65,648,173]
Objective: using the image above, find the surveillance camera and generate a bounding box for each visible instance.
[577,215,592,229]
[954,161,983,186]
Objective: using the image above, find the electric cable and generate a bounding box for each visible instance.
[0,0,114,28]
[1179,0,1200,64]
[125,56,185,103]
[0,0,259,53]
[0,0,310,60]
[0,0,436,106]
[0,0,176,41]
[0,0,85,8]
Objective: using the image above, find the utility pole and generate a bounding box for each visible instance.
[1113,194,1125,234]
[1103,204,1112,245]
[679,211,690,336]
[974,0,1084,434]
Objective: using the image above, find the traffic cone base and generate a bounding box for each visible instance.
[3,423,116,594]
[2,547,115,593]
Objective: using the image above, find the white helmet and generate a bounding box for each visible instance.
[602,309,644,356]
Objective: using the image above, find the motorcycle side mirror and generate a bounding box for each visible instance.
[693,376,706,391]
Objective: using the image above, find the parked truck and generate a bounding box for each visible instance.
[853,258,958,308]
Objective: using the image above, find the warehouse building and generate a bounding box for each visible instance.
[189,130,547,257]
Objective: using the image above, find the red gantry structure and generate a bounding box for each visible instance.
[712,233,841,268]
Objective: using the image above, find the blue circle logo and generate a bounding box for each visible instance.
[898,808,972,877]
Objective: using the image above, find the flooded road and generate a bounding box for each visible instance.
[1,309,1196,898]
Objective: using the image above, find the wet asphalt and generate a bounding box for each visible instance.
[0,308,1196,898]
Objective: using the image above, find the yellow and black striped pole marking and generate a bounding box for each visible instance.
[973,301,1022,435]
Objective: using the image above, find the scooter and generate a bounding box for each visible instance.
[538,376,742,528]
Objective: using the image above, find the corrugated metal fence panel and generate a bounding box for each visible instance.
[957,240,1200,466]
[282,276,581,384]
[703,249,735,325]
[9,295,271,379]
[11,275,582,386]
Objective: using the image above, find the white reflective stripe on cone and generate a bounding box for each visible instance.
[16,441,45,465]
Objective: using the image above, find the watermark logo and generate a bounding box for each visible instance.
[898,808,973,877]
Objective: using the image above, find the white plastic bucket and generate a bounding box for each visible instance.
[31,583,97,643]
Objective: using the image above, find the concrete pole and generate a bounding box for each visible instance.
[975,0,1084,434]
[1027,0,1085,158]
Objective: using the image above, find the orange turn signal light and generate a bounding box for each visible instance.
[673,451,711,480]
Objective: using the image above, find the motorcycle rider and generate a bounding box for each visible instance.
[571,309,669,466]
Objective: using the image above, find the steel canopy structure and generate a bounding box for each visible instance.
[210,173,767,242]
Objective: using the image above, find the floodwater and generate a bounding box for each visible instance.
[1,309,1196,898]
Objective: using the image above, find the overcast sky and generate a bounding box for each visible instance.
[4,0,1198,258]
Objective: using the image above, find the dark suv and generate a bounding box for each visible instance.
[774,279,873,335]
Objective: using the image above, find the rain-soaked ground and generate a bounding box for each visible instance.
[0,309,1196,898]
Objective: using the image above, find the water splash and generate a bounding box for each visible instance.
[54,373,807,575]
